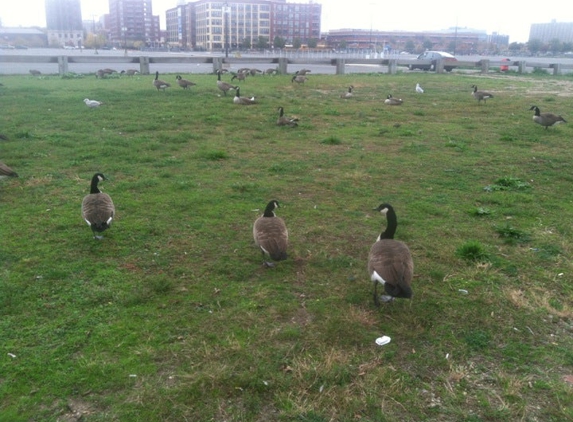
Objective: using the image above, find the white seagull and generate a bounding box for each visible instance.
[84,98,103,108]
[415,83,424,94]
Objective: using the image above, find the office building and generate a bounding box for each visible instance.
[529,20,573,43]
[107,0,161,47]
[165,0,321,51]
[45,0,83,47]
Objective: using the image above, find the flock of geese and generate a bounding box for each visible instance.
[83,67,569,131]
[77,170,412,306]
[3,67,569,306]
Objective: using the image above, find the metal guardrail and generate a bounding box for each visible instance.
[1,54,572,76]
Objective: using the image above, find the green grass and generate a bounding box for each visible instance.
[1,71,573,421]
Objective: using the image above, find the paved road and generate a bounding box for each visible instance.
[1,48,572,76]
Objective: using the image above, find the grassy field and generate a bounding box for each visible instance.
[1,69,572,421]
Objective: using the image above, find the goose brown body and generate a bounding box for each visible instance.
[82,173,115,239]
[217,70,237,95]
[231,71,247,82]
[253,200,288,267]
[384,94,403,105]
[153,71,170,91]
[176,75,196,89]
[0,161,18,177]
[233,87,256,105]
[291,75,308,84]
[530,105,566,129]
[472,85,494,104]
[341,86,354,98]
[368,203,413,306]
[276,107,299,127]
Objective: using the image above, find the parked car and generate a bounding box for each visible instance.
[409,51,458,72]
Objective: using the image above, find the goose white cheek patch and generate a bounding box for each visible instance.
[371,270,386,285]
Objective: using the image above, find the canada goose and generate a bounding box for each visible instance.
[153,71,170,91]
[341,86,354,99]
[295,69,311,75]
[176,75,197,89]
[384,94,403,106]
[264,68,278,76]
[415,83,424,94]
[96,69,106,78]
[102,68,117,75]
[29,69,41,76]
[81,173,115,240]
[120,69,139,76]
[231,71,248,82]
[216,70,237,96]
[291,75,308,84]
[84,98,103,108]
[249,68,262,76]
[471,85,494,104]
[276,106,299,127]
[0,161,18,178]
[529,105,567,129]
[233,87,256,105]
[0,134,9,141]
[368,203,413,306]
[253,200,288,267]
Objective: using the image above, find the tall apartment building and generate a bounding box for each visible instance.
[45,0,83,47]
[166,4,196,49]
[529,20,573,43]
[270,1,321,45]
[107,0,161,47]
[166,0,321,51]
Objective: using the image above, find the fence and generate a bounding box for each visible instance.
[1,54,572,76]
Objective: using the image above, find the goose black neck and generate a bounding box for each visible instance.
[90,174,102,194]
[263,201,278,217]
[380,207,397,239]
[278,107,284,117]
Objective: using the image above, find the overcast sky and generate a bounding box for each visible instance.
[0,0,570,43]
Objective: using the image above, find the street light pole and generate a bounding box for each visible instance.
[122,26,128,56]
[223,3,230,58]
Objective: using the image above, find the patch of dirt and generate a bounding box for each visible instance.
[57,398,93,421]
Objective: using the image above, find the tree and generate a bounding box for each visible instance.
[447,41,457,53]
[273,36,286,49]
[549,38,562,53]
[527,38,543,55]
[240,38,251,50]
[404,40,415,53]
[422,39,433,51]
[338,40,347,50]
[256,36,269,50]
[508,42,523,53]
[84,33,107,49]
[307,38,318,49]
[293,38,302,49]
